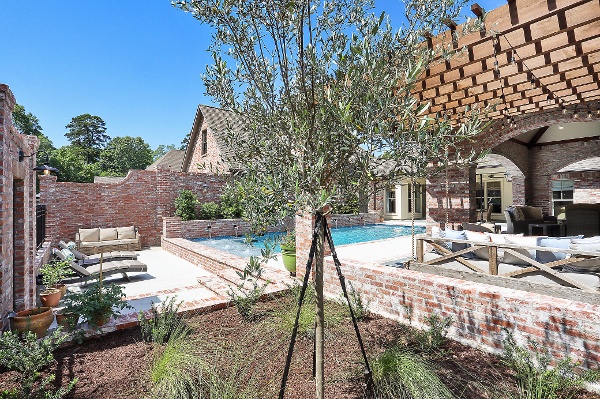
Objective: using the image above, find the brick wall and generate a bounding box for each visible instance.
[185,116,227,174]
[554,170,600,204]
[0,84,39,320]
[39,169,225,247]
[321,258,600,370]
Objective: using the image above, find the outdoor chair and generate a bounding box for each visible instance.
[461,222,494,233]
[52,248,147,283]
[58,240,138,265]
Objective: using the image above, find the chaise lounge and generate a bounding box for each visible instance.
[58,240,138,265]
[53,248,148,283]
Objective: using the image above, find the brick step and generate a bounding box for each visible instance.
[196,273,233,297]
[212,267,290,293]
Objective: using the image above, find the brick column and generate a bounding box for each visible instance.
[426,165,476,230]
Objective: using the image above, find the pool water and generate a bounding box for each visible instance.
[190,224,425,258]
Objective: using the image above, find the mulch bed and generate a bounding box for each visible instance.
[1,297,599,399]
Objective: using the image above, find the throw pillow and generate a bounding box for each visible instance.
[439,229,468,253]
[503,237,535,265]
[464,230,491,260]
[61,248,75,261]
[536,236,584,263]
[66,241,77,250]
[514,207,525,221]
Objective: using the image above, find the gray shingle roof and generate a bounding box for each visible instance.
[146,149,185,171]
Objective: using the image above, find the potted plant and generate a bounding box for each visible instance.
[39,259,72,307]
[280,230,296,276]
[10,307,54,338]
[62,282,132,328]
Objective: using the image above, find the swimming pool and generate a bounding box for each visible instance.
[190,224,425,258]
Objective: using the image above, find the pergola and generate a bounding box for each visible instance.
[414,0,600,125]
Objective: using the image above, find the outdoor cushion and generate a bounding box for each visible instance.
[513,207,525,221]
[61,248,75,261]
[521,206,543,220]
[570,238,600,253]
[487,233,523,245]
[439,229,468,253]
[79,228,100,242]
[99,228,118,241]
[536,236,583,263]
[563,258,600,272]
[117,226,136,240]
[503,237,536,265]
[463,230,491,260]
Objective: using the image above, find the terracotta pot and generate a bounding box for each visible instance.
[90,314,110,327]
[55,311,79,331]
[12,307,54,338]
[40,289,62,307]
[53,284,67,298]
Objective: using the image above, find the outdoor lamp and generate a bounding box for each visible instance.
[33,164,60,175]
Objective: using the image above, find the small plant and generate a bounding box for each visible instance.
[62,282,132,328]
[39,260,71,293]
[412,312,453,353]
[340,281,369,321]
[174,189,198,221]
[502,331,600,399]
[280,230,296,250]
[150,332,206,399]
[198,201,221,220]
[228,256,269,320]
[371,346,454,399]
[0,328,77,399]
[139,296,190,344]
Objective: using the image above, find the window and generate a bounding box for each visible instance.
[476,180,502,213]
[552,180,573,219]
[201,129,208,155]
[386,188,396,214]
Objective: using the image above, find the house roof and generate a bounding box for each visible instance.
[182,105,245,172]
[412,0,600,124]
[146,149,185,171]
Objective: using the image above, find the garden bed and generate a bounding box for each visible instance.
[1,296,599,399]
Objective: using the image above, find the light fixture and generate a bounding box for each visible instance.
[587,107,592,119]
[573,107,579,118]
[546,94,552,104]
[510,50,516,65]
[561,104,567,114]
[33,164,59,175]
[530,78,536,89]
[558,124,564,130]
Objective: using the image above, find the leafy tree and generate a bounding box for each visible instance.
[153,144,177,161]
[175,0,487,395]
[99,136,153,176]
[65,114,110,163]
[50,145,101,183]
[12,103,55,162]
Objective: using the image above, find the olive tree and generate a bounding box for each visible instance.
[174,0,487,396]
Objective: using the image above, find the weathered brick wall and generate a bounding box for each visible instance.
[294,211,599,369]
[554,170,600,204]
[0,84,39,320]
[321,258,600,370]
[39,169,225,247]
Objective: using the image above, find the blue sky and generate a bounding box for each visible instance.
[2,0,504,151]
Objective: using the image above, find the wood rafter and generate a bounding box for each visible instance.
[413,0,600,123]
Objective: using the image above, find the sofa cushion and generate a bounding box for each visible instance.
[570,237,600,253]
[521,206,543,220]
[513,207,525,221]
[503,237,536,265]
[464,230,491,260]
[100,228,118,241]
[117,226,136,240]
[79,228,100,242]
[536,236,584,263]
[439,229,468,253]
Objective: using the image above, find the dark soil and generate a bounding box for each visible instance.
[1,297,599,399]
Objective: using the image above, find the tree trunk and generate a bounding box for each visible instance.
[315,215,325,399]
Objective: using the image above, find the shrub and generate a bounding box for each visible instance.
[174,189,198,221]
[502,331,600,399]
[412,312,453,353]
[228,256,269,320]
[0,328,77,399]
[340,281,369,321]
[371,346,454,399]
[39,260,71,290]
[62,282,132,328]
[150,332,205,399]
[139,297,190,345]
[219,189,243,219]
[198,201,222,220]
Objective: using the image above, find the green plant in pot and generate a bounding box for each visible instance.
[62,282,132,328]
[39,259,71,307]
[280,230,296,276]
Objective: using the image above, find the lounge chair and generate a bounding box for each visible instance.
[52,248,148,283]
[58,241,138,265]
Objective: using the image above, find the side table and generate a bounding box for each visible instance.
[528,223,561,237]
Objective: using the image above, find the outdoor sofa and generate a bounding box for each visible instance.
[76,226,142,255]
[503,206,548,235]
[416,228,600,292]
[565,203,600,237]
